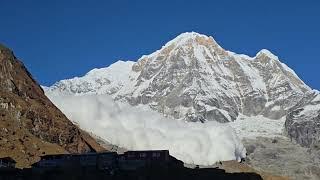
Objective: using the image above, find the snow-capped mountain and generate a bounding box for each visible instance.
[47,60,137,96]
[46,32,312,123]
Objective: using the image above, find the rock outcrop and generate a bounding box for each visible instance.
[0,44,104,167]
[243,137,320,179]
[285,90,320,149]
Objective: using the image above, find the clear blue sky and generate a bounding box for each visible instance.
[1,0,319,89]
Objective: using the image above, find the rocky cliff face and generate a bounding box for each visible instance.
[0,44,104,167]
[47,32,311,123]
[285,90,320,149]
[283,90,320,175]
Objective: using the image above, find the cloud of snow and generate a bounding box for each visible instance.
[46,94,246,165]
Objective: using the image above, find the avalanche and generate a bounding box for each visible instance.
[46,94,246,166]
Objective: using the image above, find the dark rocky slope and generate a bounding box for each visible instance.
[0,44,104,167]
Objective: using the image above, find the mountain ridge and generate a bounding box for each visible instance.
[0,44,105,167]
[46,32,313,123]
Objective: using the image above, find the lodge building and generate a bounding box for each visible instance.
[0,157,16,169]
[31,150,179,171]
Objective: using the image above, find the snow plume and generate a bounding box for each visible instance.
[46,94,246,165]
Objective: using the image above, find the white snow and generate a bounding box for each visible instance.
[256,49,279,60]
[271,105,281,111]
[299,104,320,116]
[226,51,254,60]
[234,57,267,92]
[41,86,49,91]
[280,63,311,92]
[312,93,320,102]
[86,60,135,82]
[46,93,246,166]
[228,115,286,139]
[265,101,274,107]
[228,49,278,61]
[164,32,214,48]
[203,105,232,122]
[136,32,213,61]
[46,60,139,96]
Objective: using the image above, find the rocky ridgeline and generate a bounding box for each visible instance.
[0,44,104,167]
[47,32,311,123]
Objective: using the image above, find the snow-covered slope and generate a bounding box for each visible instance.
[229,115,286,139]
[46,32,312,123]
[47,60,138,96]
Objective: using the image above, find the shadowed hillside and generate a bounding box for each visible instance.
[0,44,105,168]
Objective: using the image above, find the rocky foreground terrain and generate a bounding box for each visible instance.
[243,137,320,179]
[0,44,104,167]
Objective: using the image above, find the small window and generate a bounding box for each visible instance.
[152,152,160,158]
[139,153,147,158]
[128,154,135,158]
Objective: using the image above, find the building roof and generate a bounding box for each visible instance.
[40,152,118,160]
[125,150,169,153]
[0,157,16,163]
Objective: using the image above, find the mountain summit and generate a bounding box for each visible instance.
[47,32,312,123]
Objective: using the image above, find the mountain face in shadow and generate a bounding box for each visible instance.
[0,44,104,167]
